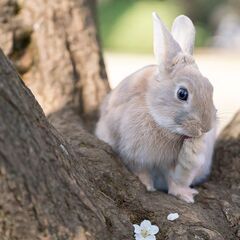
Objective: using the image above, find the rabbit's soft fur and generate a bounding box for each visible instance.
[96,13,217,203]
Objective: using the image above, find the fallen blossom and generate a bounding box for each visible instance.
[133,220,159,240]
[167,212,179,221]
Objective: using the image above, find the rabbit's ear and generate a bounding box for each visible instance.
[171,15,195,55]
[152,12,181,71]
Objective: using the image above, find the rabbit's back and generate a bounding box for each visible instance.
[96,65,155,148]
[101,65,156,113]
[96,65,183,169]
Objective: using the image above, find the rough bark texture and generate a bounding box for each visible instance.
[0,49,240,240]
[212,112,240,189]
[0,0,110,127]
[0,1,240,240]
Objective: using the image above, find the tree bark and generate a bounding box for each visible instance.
[0,0,110,129]
[212,111,240,189]
[0,49,240,240]
[0,1,240,240]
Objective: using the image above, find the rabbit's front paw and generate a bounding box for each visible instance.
[177,187,198,203]
[168,181,198,203]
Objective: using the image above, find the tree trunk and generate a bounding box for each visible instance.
[0,1,240,240]
[212,111,240,189]
[0,49,240,239]
[0,0,110,129]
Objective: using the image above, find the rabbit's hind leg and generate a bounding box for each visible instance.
[133,168,156,192]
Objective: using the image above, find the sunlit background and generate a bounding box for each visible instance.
[97,0,240,133]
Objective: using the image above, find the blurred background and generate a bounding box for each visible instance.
[97,0,240,132]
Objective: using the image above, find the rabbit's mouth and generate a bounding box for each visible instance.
[182,135,192,140]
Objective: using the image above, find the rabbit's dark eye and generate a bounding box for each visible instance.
[177,88,188,101]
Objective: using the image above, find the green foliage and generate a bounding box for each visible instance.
[195,24,211,47]
[98,0,183,53]
[97,0,225,53]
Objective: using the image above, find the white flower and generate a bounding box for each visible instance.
[167,213,179,221]
[133,220,159,240]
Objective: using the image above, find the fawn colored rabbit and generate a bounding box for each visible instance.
[96,12,217,203]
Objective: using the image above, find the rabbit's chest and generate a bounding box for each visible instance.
[120,125,183,167]
[118,104,183,166]
[143,131,183,166]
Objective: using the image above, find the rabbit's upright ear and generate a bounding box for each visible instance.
[152,12,181,72]
[171,15,196,55]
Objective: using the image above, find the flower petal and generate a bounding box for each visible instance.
[149,225,159,235]
[145,235,156,240]
[140,220,152,230]
[133,224,141,234]
[134,233,144,240]
[167,213,179,221]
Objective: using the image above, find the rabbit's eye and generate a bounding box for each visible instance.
[177,88,188,101]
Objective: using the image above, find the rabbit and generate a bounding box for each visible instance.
[95,12,217,203]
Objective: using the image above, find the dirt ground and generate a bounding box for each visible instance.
[104,49,240,133]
